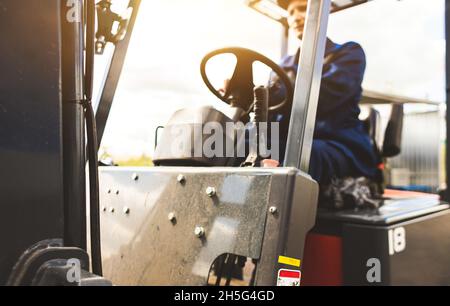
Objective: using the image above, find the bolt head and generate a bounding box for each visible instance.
[269,206,278,215]
[194,226,205,238]
[206,187,216,197]
[177,174,186,184]
[109,207,115,213]
[123,207,130,215]
[168,212,176,223]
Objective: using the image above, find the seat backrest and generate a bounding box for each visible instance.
[363,107,382,156]
[153,106,237,167]
[382,104,404,158]
[363,104,404,159]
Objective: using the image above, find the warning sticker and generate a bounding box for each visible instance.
[278,255,301,268]
[277,269,301,287]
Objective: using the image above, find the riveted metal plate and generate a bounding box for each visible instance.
[99,167,298,285]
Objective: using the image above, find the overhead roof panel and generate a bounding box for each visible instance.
[331,0,369,13]
[247,0,370,25]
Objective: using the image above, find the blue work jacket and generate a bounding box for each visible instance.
[273,38,378,178]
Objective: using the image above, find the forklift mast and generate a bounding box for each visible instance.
[0,0,66,284]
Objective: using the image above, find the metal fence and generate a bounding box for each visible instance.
[388,108,445,192]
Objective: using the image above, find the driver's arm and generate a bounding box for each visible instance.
[269,42,366,115]
[317,42,366,115]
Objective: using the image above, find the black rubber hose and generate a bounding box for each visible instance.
[85,0,103,276]
[86,102,102,276]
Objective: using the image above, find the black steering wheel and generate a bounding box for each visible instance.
[200,47,294,113]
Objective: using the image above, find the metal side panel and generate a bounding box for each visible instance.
[98,167,317,286]
[255,171,319,285]
[342,210,450,285]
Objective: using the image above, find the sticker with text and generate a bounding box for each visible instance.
[277,269,301,286]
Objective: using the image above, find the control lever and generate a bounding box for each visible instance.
[241,86,269,167]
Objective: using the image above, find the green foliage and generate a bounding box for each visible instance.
[116,155,154,167]
[99,147,154,167]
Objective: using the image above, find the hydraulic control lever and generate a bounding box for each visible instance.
[242,86,269,167]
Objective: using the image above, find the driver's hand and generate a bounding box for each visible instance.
[218,78,231,95]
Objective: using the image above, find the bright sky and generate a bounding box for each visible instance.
[95,0,445,161]
[327,0,445,104]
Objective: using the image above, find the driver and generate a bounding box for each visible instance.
[274,0,378,185]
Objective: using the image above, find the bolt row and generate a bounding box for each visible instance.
[102,174,278,240]
[102,206,130,215]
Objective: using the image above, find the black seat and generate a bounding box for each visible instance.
[363,103,404,160]
[382,104,404,158]
[153,106,238,167]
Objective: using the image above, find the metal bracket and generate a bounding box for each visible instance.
[95,0,133,54]
[6,239,111,286]
[95,0,141,144]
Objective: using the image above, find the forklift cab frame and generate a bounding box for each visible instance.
[94,0,329,286]
[244,0,450,286]
[1,0,450,286]
[93,0,450,286]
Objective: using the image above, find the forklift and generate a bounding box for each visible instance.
[1,0,450,286]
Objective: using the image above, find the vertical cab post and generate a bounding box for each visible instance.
[60,0,87,250]
[284,0,331,172]
[445,0,450,200]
